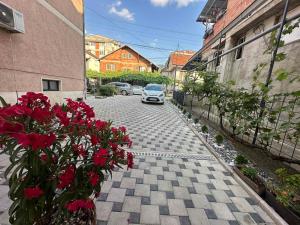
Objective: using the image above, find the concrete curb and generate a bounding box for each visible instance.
[168,101,288,225]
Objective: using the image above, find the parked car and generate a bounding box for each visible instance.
[132,85,144,95]
[141,84,165,104]
[107,82,133,95]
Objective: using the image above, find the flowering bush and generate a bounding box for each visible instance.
[0,92,133,225]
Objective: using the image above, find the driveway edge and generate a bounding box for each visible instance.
[169,102,288,225]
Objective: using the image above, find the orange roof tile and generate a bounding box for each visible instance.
[170,51,195,66]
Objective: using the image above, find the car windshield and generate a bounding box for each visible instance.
[145,85,162,91]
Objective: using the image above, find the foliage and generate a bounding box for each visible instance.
[187,113,192,119]
[201,125,208,133]
[0,92,133,225]
[182,109,187,114]
[234,155,249,165]
[274,168,300,214]
[241,167,258,181]
[194,118,199,124]
[97,85,117,96]
[215,134,224,146]
[86,70,171,86]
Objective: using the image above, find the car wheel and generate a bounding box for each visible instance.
[121,90,127,96]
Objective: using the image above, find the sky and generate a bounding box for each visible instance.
[85,0,207,65]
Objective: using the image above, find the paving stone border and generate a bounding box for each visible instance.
[169,100,289,225]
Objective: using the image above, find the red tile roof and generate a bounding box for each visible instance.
[169,51,195,66]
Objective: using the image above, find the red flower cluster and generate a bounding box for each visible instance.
[127,152,134,169]
[24,186,44,200]
[57,164,75,189]
[93,149,109,167]
[65,199,95,213]
[72,144,87,158]
[19,92,50,110]
[66,98,95,120]
[14,133,56,151]
[88,171,100,186]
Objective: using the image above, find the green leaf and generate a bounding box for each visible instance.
[0,96,8,107]
[275,69,289,81]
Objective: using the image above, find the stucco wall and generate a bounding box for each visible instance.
[0,0,84,104]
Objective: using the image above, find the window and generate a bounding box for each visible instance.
[213,51,223,67]
[100,49,105,55]
[121,53,127,59]
[235,36,245,60]
[106,64,116,71]
[128,53,132,59]
[139,66,146,72]
[42,80,60,91]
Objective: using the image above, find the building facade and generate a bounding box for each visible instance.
[85,35,121,59]
[184,0,300,94]
[0,0,85,104]
[162,50,195,87]
[99,45,159,73]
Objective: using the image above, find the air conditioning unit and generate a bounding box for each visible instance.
[0,1,25,33]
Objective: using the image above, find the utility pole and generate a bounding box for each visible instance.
[173,42,180,91]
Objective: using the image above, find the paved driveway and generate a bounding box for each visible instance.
[87,96,275,225]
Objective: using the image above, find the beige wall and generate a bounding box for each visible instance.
[202,2,300,94]
[0,0,84,104]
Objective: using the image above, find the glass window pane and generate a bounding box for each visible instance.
[43,80,48,91]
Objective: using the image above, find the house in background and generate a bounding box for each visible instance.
[86,35,121,56]
[183,0,300,93]
[99,45,159,73]
[86,51,100,72]
[0,0,84,104]
[162,50,195,88]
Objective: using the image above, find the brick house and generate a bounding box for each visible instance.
[0,0,84,104]
[99,45,159,73]
[162,50,195,87]
[183,0,300,93]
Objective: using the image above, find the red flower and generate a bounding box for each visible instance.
[127,152,134,169]
[65,199,95,213]
[123,135,132,148]
[95,120,108,130]
[24,186,44,199]
[14,133,56,151]
[119,126,126,133]
[93,148,109,167]
[18,92,50,110]
[90,135,99,146]
[0,119,24,135]
[52,105,70,126]
[0,105,32,118]
[72,144,87,158]
[31,108,52,123]
[57,164,75,189]
[88,171,100,186]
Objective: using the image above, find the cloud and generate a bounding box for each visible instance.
[150,0,199,7]
[150,38,159,47]
[150,0,170,7]
[109,1,134,21]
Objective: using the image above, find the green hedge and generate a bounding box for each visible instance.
[87,70,172,86]
[97,85,117,96]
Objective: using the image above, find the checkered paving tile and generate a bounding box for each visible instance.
[0,96,276,225]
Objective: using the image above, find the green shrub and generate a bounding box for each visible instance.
[241,167,258,181]
[201,125,208,133]
[194,118,199,124]
[274,168,300,212]
[97,85,117,96]
[234,155,249,165]
[215,134,224,145]
[183,109,187,114]
[187,113,192,119]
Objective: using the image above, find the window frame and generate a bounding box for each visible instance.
[106,64,116,71]
[42,79,60,91]
[235,36,246,60]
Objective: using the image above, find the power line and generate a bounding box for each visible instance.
[86,21,202,45]
[85,6,202,37]
[87,7,148,45]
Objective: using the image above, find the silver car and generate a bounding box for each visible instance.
[132,85,144,95]
[107,82,133,95]
[141,84,165,104]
